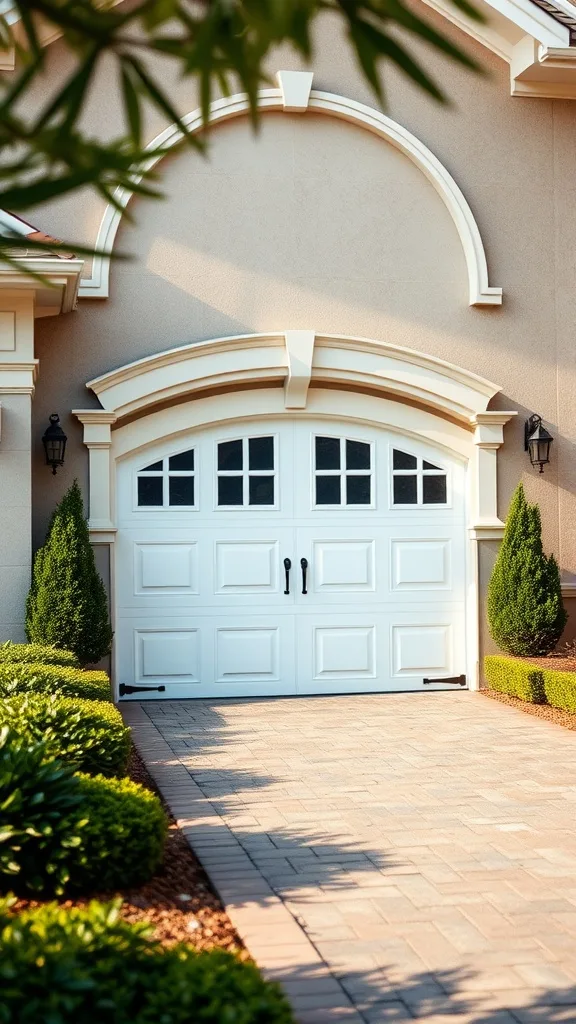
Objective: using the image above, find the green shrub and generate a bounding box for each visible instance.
[0,898,294,1024]
[0,694,130,777]
[26,480,113,665]
[0,642,79,667]
[0,662,111,702]
[484,655,545,703]
[542,668,576,713]
[68,773,167,892]
[0,728,86,896]
[487,483,567,657]
[0,731,165,897]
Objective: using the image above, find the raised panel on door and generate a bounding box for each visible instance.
[295,528,383,605]
[389,609,467,691]
[386,524,466,606]
[208,528,295,608]
[296,613,386,694]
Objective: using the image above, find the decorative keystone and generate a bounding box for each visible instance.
[276,70,314,111]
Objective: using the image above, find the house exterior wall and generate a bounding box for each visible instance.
[22,9,576,645]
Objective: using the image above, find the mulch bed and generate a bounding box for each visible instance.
[12,746,246,954]
[525,654,576,672]
[482,688,576,730]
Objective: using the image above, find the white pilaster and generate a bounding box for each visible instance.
[469,411,517,538]
[73,410,117,541]
[0,293,36,641]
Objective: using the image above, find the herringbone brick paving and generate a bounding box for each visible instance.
[124,692,576,1022]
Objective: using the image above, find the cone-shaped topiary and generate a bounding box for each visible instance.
[26,481,113,666]
[487,483,567,656]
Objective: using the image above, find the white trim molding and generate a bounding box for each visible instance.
[86,330,506,425]
[81,329,516,537]
[78,74,502,308]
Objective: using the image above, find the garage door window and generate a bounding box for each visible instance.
[137,449,196,508]
[392,449,447,506]
[217,436,276,507]
[314,436,372,507]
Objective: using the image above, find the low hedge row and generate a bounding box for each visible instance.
[0,694,130,777]
[0,642,79,667]
[0,662,111,702]
[0,729,166,896]
[485,655,576,713]
[0,898,293,1024]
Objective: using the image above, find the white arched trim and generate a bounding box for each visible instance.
[78,73,502,307]
[83,330,505,425]
[74,330,516,547]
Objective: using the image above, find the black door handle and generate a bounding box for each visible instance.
[283,557,292,594]
[300,557,308,595]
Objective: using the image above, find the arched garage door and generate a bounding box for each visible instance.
[115,417,467,698]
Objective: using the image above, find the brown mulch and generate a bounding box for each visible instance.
[482,688,576,731]
[525,655,576,672]
[13,746,246,953]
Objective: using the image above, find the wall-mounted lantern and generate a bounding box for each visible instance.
[525,414,553,474]
[42,413,67,475]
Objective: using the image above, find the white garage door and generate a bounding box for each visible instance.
[116,419,467,698]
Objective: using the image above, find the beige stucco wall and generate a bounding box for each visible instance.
[26,10,576,626]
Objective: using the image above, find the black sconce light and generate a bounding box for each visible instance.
[525,414,553,474]
[42,413,67,475]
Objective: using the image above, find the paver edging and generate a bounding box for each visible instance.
[121,703,359,1023]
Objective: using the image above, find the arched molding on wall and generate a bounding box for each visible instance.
[74,329,516,541]
[78,73,503,307]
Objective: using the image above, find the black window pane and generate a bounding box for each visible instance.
[141,459,162,472]
[218,476,243,505]
[393,475,417,504]
[423,474,447,504]
[315,437,340,470]
[423,459,442,471]
[169,449,194,471]
[316,475,341,505]
[346,475,371,504]
[249,436,274,471]
[346,439,370,470]
[138,476,163,506]
[393,449,417,470]
[249,476,274,505]
[218,439,243,471]
[169,476,194,506]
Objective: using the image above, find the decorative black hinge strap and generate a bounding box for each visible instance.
[119,684,166,696]
[423,675,466,686]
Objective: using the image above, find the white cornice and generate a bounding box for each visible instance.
[0,258,84,315]
[85,330,504,426]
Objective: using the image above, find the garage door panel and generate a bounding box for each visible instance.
[136,628,201,684]
[215,540,280,594]
[390,538,451,592]
[135,542,199,595]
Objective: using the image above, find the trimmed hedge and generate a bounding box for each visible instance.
[0,694,130,777]
[0,642,79,667]
[0,728,85,896]
[68,773,167,893]
[0,898,294,1024]
[0,662,111,702]
[542,669,576,713]
[484,655,545,703]
[0,729,166,897]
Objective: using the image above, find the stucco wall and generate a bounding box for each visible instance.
[27,10,576,609]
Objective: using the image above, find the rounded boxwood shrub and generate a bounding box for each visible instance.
[0,728,86,896]
[0,694,130,777]
[0,642,79,667]
[487,483,566,656]
[69,773,167,893]
[0,898,294,1024]
[0,662,111,702]
[0,730,166,897]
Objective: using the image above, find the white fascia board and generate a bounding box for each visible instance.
[422,0,569,56]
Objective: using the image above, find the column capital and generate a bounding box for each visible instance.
[73,409,117,446]
[0,360,38,395]
[471,411,517,448]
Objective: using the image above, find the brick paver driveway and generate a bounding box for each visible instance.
[125,692,576,1023]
